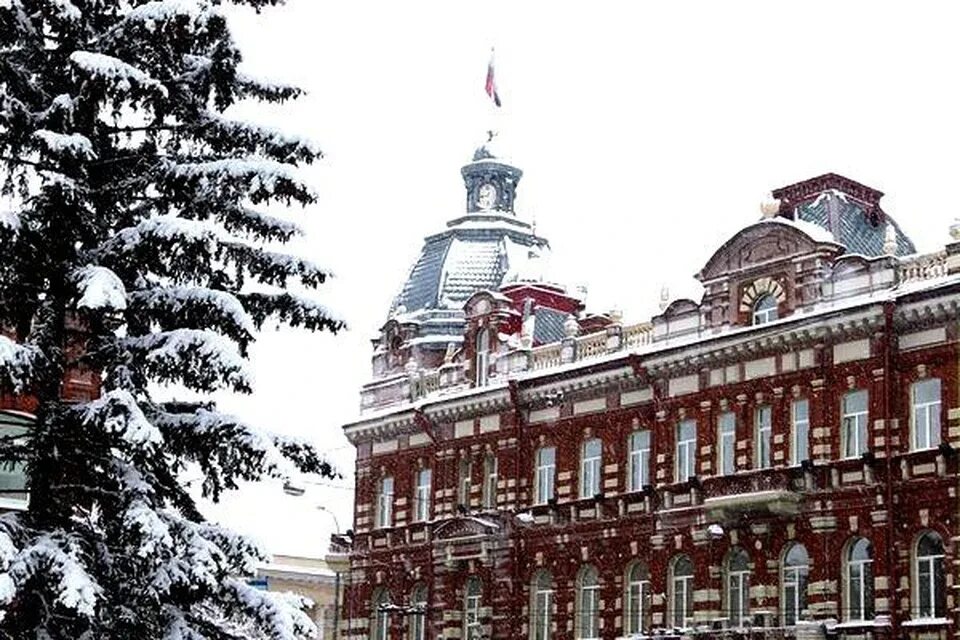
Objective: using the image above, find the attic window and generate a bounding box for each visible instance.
[752,295,778,325]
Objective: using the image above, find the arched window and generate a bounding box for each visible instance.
[475,329,490,386]
[845,538,873,621]
[577,565,600,639]
[670,555,694,629]
[752,294,778,325]
[580,438,602,499]
[372,589,391,640]
[531,570,554,640]
[464,577,482,640]
[782,543,809,626]
[915,531,945,619]
[625,562,651,635]
[409,584,428,640]
[725,548,750,627]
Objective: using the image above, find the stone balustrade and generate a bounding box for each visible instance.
[898,250,947,283]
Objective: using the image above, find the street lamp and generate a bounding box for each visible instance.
[283,478,348,640]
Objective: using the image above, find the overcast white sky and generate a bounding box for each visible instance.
[204,0,960,558]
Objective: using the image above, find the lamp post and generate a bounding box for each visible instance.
[283,480,348,640]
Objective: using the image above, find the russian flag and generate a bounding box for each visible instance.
[485,50,501,107]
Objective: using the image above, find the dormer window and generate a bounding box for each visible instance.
[475,328,490,386]
[752,294,778,325]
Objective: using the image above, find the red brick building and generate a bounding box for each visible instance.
[0,318,100,510]
[341,146,960,640]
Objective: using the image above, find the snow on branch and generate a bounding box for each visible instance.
[128,286,255,345]
[222,244,331,288]
[6,534,101,618]
[122,329,251,393]
[221,577,315,640]
[167,158,314,205]
[199,113,321,164]
[239,291,345,333]
[82,389,163,448]
[153,406,332,501]
[235,71,303,103]
[49,0,81,22]
[69,51,168,98]
[33,130,96,160]
[123,0,216,30]
[218,206,303,242]
[0,335,39,393]
[74,265,128,311]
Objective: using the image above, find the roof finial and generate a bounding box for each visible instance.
[883,222,897,255]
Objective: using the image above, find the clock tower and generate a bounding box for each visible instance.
[461,131,523,214]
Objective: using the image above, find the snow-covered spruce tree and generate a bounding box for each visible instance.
[0,1,343,637]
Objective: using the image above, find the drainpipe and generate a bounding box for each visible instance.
[882,301,898,636]
[508,379,525,640]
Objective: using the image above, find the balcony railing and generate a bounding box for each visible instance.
[899,250,947,284]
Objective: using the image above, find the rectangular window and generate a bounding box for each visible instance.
[718,412,736,476]
[676,420,697,483]
[628,430,651,492]
[414,469,431,522]
[535,447,556,504]
[912,378,942,451]
[672,575,693,628]
[783,565,808,626]
[917,554,945,618]
[755,406,772,469]
[791,399,810,465]
[729,570,750,627]
[464,583,482,640]
[0,422,29,509]
[482,454,498,510]
[579,584,600,639]
[376,476,394,528]
[458,459,472,507]
[842,390,869,459]
[626,574,651,634]
[581,438,602,498]
[533,587,553,640]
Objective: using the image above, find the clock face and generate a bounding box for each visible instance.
[477,183,497,210]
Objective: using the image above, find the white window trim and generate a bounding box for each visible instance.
[915,536,945,619]
[676,420,697,483]
[842,391,869,459]
[755,406,772,469]
[482,455,498,510]
[414,470,431,522]
[533,583,554,640]
[626,572,650,635]
[578,580,600,640]
[580,439,602,498]
[671,573,694,629]
[846,553,872,622]
[535,448,556,505]
[782,563,808,626]
[911,379,941,451]
[718,413,735,476]
[628,431,651,492]
[791,399,810,465]
[464,581,482,640]
[376,477,394,529]
[728,569,751,627]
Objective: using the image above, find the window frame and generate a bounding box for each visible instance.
[376,476,394,529]
[675,419,697,483]
[482,453,498,510]
[841,390,869,459]
[726,549,751,628]
[791,398,810,465]
[372,589,391,640]
[625,562,651,635]
[717,412,736,476]
[577,566,600,640]
[627,430,651,492]
[845,538,874,622]
[580,438,602,499]
[911,378,942,451]
[755,405,772,469]
[670,555,694,629]
[752,294,778,325]
[409,585,428,640]
[534,447,556,505]
[413,468,431,522]
[458,458,472,508]
[531,571,554,640]
[0,412,32,511]
[464,577,482,640]
[475,329,490,386]
[915,531,945,620]
[782,543,809,627]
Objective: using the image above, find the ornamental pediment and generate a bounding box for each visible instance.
[698,219,840,283]
[432,515,501,541]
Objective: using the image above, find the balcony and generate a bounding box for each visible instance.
[701,468,804,522]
